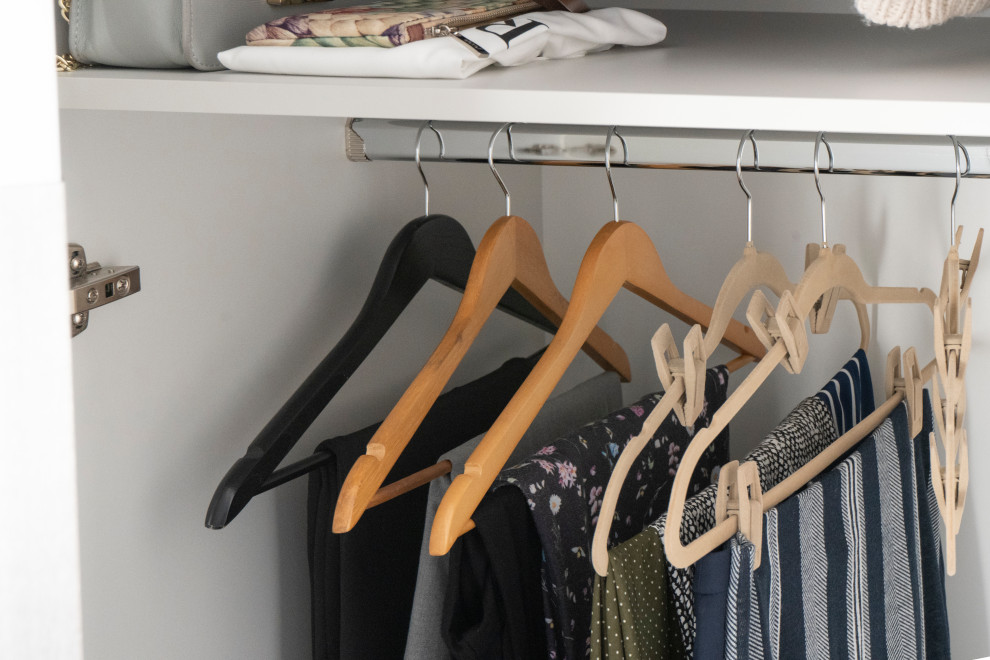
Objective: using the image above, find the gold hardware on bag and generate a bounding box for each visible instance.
[56,54,81,72]
[56,0,86,72]
[58,0,74,71]
[425,1,540,37]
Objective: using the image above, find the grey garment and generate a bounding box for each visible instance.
[403,372,623,660]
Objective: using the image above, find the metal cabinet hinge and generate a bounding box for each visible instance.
[69,243,141,337]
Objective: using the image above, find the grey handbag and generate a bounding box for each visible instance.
[67,0,330,71]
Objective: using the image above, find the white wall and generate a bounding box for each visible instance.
[539,164,990,658]
[60,112,544,660]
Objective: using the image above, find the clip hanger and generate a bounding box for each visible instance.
[715,460,764,570]
[662,135,935,571]
[927,139,982,575]
[746,289,808,375]
[930,222,981,575]
[885,346,930,438]
[655,324,705,427]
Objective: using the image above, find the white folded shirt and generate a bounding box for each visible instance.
[218,8,666,80]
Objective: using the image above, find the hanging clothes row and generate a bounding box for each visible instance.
[206,123,981,660]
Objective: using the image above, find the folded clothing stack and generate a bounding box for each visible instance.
[218,8,667,79]
[245,0,556,48]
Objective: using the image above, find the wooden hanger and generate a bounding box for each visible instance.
[662,132,937,568]
[723,156,983,576]
[665,309,933,569]
[332,124,631,534]
[589,324,755,575]
[930,222,982,575]
[592,132,877,575]
[721,346,936,568]
[592,130,797,575]
[204,123,567,529]
[429,127,768,556]
[928,139,982,575]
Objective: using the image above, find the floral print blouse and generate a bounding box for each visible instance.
[494,366,730,660]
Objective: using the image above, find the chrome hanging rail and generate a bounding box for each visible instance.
[346,119,990,179]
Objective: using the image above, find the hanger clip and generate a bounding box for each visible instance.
[653,324,691,426]
[715,460,763,570]
[714,460,740,523]
[746,289,780,352]
[680,325,708,427]
[805,243,846,335]
[929,427,968,576]
[747,289,807,374]
[955,226,982,301]
[885,346,926,438]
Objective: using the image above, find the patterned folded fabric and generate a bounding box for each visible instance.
[220,8,668,80]
[247,0,536,47]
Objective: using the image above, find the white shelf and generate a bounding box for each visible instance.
[58,10,990,137]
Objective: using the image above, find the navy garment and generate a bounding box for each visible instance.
[692,545,731,660]
[813,349,875,436]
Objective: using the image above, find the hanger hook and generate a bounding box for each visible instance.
[507,123,520,163]
[488,122,513,216]
[813,132,835,247]
[948,135,971,245]
[415,121,446,216]
[604,126,630,223]
[736,130,760,244]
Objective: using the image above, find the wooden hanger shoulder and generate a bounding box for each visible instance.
[333,215,629,533]
[430,220,764,556]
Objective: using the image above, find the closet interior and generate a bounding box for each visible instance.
[55,4,990,659]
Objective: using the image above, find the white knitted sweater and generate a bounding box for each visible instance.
[855,0,990,28]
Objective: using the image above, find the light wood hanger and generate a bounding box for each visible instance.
[662,132,937,569]
[723,160,984,575]
[929,189,982,573]
[928,138,982,575]
[592,130,793,576]
[332,124,631,534]
[429,127,768,556]
[590,325,754,575]
[592,132,876,576]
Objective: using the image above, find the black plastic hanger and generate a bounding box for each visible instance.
[205,214,557,529]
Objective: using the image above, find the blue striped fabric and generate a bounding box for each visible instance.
[725,391,951,659]
[815,349,874,437]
